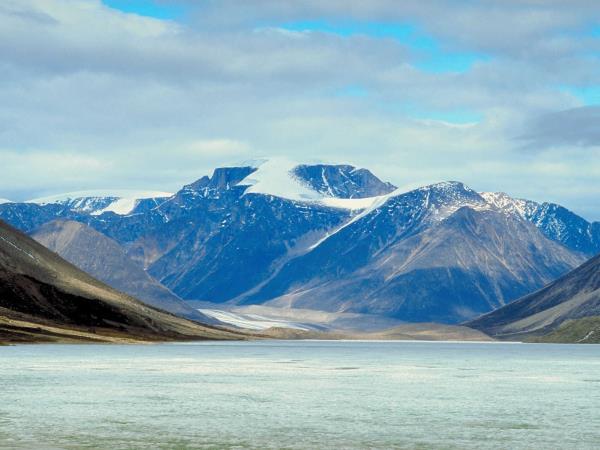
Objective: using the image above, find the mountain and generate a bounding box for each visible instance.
[481,192,600,256]
[238,183,584,323]
[146,191,348,302]
[0,219,243,344]
[0,159,593,325]
[30,220,209,322]
[467,253,600,340]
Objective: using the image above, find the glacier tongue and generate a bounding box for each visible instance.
[238,157,322,201]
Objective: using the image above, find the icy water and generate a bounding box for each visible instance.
[0,341,599,449]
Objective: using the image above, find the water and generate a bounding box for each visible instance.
[0,341,599,449]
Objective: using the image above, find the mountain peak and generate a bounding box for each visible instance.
[415,181,487,215]
[480,191,538,218]
[189,157,398,205]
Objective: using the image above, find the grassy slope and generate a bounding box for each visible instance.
[530,316,600,344]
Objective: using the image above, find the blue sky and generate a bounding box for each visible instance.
[1,0,599,220]
[102,0,184,20]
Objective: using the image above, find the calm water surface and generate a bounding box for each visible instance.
[0,340,599,449]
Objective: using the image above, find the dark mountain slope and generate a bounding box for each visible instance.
[467,253,600,338]
[148,192,348,301]
[0,220,244,343]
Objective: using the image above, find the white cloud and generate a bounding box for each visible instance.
[0,0,599,219]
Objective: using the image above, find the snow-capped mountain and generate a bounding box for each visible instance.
[0,198,12,205]
[28,190,173,216]
[237,182,584,322]
[0,159,596,324]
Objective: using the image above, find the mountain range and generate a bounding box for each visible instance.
[1,158,598,327]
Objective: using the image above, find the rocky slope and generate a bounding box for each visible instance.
[0,220,244,343]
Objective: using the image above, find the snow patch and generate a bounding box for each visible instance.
[318,196,383,210]
[0,198,12,204]
[198,308,317,331]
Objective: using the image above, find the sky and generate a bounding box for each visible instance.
[1,1,599,220]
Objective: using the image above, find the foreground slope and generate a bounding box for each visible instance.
[0,220,243,343]
[533,316,600,343]
[467,254,600,339]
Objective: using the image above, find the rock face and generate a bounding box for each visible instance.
[0,160,594,324]
[0,220,243,343]
[292,164,396,198]
[30,220,208,322]
[467,253,600,339]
